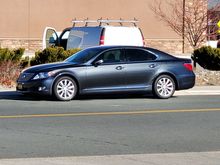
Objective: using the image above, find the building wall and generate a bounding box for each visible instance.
[0,0,204,54]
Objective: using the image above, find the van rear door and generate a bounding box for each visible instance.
[104,27,144,46]
[42,27,59,49]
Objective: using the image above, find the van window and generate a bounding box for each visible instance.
[59,30,70,49]
[125,49,157,62]
[67,27,102,49]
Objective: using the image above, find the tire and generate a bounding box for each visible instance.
[53,76,77,101]
[153,75,175,99]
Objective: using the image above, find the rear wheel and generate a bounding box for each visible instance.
[53,76,77,101]
[153,75,175,99]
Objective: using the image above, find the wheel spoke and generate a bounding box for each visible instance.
[156,76,175,98]
[55,78,76,100]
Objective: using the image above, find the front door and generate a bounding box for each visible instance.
[84,49,127,93]
[42,27,58,49]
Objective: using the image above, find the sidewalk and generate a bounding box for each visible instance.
[1,151,220,165]
[175,86,220,96]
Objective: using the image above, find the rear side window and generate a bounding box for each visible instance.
[125,49,157,62]
[96,49,125,64]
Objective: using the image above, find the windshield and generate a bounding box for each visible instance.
[65,47,103,63]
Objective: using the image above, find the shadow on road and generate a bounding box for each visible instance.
[0,91,161,101]
[0,91,54,101]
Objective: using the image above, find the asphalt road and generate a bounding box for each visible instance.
[0,91,220,159]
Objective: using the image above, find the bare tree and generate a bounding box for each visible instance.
[150,0,218,51]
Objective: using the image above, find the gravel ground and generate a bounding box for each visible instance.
[194,66,220,86]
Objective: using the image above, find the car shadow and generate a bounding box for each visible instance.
[0,91,53,101]
[0,91,163,101]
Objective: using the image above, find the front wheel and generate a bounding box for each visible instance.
[153,75,176,99]
[53,76,77,101]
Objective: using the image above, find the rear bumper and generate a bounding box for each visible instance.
[177,73,196,90]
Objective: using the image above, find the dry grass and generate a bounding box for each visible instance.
[0,61,21,87]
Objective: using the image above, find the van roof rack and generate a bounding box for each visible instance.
[71,18,139,27]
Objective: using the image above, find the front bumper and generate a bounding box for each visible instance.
[16,78,54,95]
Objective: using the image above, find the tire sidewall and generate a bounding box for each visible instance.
[153,75,175,99]
[53,76,77,101]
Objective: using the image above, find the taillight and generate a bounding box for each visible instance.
[142,36,145,46]
[183,63,193,71]
[99,29,105,46]
[100,35,104,45]
[139,28,145,46]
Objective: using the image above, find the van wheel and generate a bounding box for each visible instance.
[53,76,77,101]
[153,75,175,99]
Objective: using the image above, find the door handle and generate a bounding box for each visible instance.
[116,66,124,70]
[149,64,156,68]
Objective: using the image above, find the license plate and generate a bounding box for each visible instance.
[17,84,23,90]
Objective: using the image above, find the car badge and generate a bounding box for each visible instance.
[22,74,26,79]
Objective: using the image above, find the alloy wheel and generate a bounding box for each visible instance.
[154,75,175,99]
[54,77,77,101]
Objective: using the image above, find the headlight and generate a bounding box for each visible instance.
[32,71,56,80]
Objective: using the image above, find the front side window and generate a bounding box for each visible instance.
[65,48,103,63]
[95,49,125,64]
[125,49,157,62]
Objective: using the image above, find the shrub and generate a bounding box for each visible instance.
[0,61,21,87]
[192,46,220,70]
[0,47,25,87]
[0,47,25,62]
[31,47,80,66]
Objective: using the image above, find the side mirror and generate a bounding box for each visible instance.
[93,59,103,67]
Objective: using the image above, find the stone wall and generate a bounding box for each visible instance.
[145,39,193,54]
[0,39,42,51]
[0,38,194,55]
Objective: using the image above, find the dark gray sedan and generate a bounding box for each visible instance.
[17,46,195,101]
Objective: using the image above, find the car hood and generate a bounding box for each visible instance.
[23,62,82,73]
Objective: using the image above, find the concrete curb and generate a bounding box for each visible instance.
[1,86,220,96]
[1,152,220,165]
[175,86,220,96]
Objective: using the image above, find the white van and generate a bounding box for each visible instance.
[43,19,145,50]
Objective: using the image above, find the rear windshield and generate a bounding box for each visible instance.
[146,47,174,59]
[65,47,103,63]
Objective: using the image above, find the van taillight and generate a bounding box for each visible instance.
[183,63,193,71]
[139,28,145,46]
[99,29,105,45]
[142,37,145,46]
[100,35,104,45]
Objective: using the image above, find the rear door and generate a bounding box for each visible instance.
[124,48,158,88]
[104,27,144,46]
[42,27,59,49]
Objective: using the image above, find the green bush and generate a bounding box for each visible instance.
[192,46,220,70]
[0,47,25,62]
[31,47,80,66]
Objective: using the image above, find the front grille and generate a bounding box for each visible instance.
[18,73,35,81]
